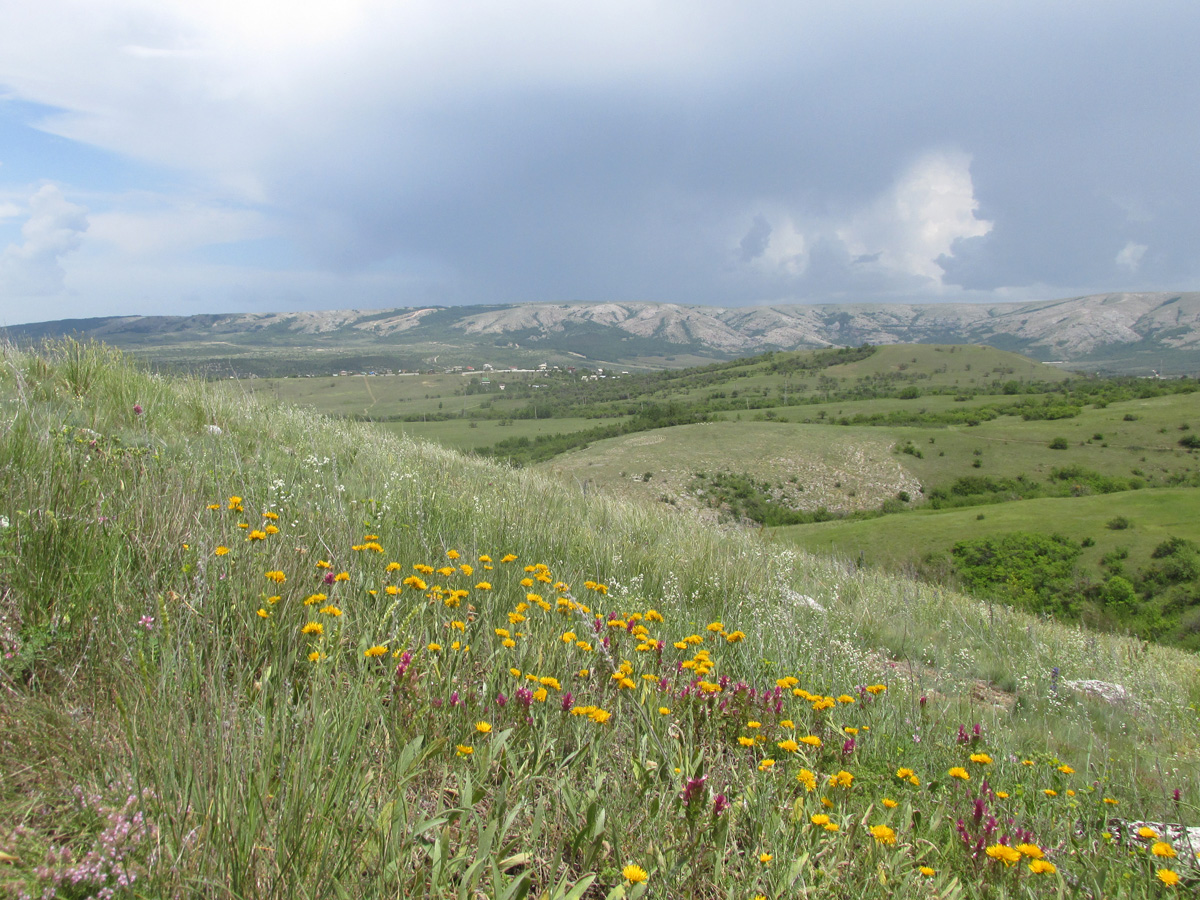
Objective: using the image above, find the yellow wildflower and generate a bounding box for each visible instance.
[869,825,896,845]
[621,864,648,885]
[986,845,1021,865]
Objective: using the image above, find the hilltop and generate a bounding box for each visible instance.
[5,291,1199,376]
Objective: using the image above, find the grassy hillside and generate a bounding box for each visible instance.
[2,341,1199,898]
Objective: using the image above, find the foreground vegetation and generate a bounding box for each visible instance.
[2,341,1199,898]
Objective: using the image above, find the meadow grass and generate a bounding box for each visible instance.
[1,340,1198,899]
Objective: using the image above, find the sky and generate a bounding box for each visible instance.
[0,1,1197,325]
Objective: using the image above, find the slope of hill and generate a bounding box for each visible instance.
[2,339,1198,897]
[5,291,1198,375]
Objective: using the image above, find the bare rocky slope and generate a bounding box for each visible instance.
[7,291,1199,373]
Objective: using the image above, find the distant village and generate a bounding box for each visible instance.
[270,362,631,382]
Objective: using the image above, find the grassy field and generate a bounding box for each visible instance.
[233,346,1200,649]
[3,340,1199,898]
[544,421,921,516]
[776,488,1200,573]
[382,416,610,453]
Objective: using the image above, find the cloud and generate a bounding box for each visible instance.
[0,1,1198,319]
[86,195,274,258]
[1115,241,1147,272]
[739,150,992,294]
[0,184,88,295]
[737,215,772,263]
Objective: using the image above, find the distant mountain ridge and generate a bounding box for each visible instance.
[7,292,1199,374]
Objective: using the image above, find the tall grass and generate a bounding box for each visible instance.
[1,340,1197,898]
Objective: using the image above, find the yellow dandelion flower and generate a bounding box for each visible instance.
[1157,869,1180,886]
[800,735,822,747]
[267,595,280,604]
[364,645,388,657]
[319,605,343,616]
[797,769,817,792]
[214,546,230,556]
[333,572,349,582]
[758,852,772,864]
[305,593,326,606]
[758,759,776,772]
[896,767,915,780]
[264,525,279,535]
[780,718,794,728]
[995,791,1009,799]
[247,530,267,541]
[456,744,474,756]
[256,608,269,618]
[844,726,859,736]
[1043,789,1058,797]
[1016,844,1044,859]
[476,721,492,734]
[949,767,970,781]
[227,496,243,510]
[970,753,993,765]
[1152,842,1177,858]
[919,866,936,877]
[301,621,323,635]
[316,559,331,568]
[811,813,831,826]
[778,739,799,754]
[1103,797,1119,805]
[1057,764,1075,774]
[738,736,755,747]
[882,798,898,809]
[1137,827,1158,840]
[1028,859,1056,875]
[206,503,220,510]
[621,864,648,885]
[308,650,325,662]
[427,642,442,652]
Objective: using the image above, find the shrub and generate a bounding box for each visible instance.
[1049,437,1069,449]
[1106,516,1132,530]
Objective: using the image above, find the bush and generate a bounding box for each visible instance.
[1049,437,1069,449]
[1106,516,1132,530]
[1101,575,1138,608]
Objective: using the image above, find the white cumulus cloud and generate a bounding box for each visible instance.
[0,184,89,296]
[741,149,992,291]
[1115,240,1147,272]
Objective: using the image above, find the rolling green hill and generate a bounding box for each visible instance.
[2,340,1199,898]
